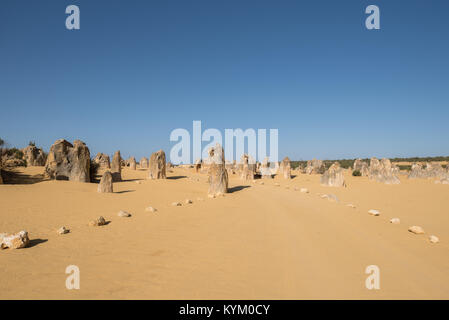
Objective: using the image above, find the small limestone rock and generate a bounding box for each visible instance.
[324,194,339,202]
[0,231,30,249]
[89,216,106,226]
[346,204,356,209]
[118,210,131,217]
[368,209,380,216]
[135,181,141,184]
[429,235,439,243]
[390,218,400,224]
[185,199,193,204]
[145,206,157,213]
[208,194,216,199]
[57,227,70,234]
[172,202,182,206]
[408,226,425,234]
[300,188,309,193]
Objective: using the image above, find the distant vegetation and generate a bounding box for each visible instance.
[291,156,449,172]
[6,148,24,160]
[352,170,361,176]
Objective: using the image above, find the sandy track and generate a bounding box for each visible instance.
[0,167,448,299]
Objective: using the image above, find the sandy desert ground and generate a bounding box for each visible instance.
[0,166,448,299]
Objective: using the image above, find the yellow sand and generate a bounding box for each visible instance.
[0,166,448,299]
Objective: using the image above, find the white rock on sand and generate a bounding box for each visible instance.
[300,188,309,193]
[368,209,380,216]
[118,210,131,217]
[429,235,439,243]
[321,194,339,202]
[185,199,193,204]
[57,227,70,234]
[172,202,182,206]
[346,204,356,208]
[145,206,157,213]
[408,226,425,234]
[390,218,400,224]
[0,231,30,249]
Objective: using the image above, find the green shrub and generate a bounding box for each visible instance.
[28,141,36,146]
[352,170,361,176]
[6,148,24,159]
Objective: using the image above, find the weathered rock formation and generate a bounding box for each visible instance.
[93,153,110,169]
[44,139,90,182]
[149,150,166,179]
[129,157,136,170]
[240,154,255,181]
[260,157,273,179]
[140,157,149,169]
[320,162,346,187]
[97,171,113,193]
[305,159,325,174]
[207,143,228,196]
[368,157,400,184]
[353,158,369,176]
[408,162,448,180]
[194,159,202,173]
[23,145,46,166]
[280,157,291,179]
[111,151,122,182]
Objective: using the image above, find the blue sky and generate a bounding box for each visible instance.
[1,0,448,162]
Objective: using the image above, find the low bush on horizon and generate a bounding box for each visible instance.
[352,170,361,176]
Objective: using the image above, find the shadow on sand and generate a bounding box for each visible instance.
[1,169,45,185]
[115,190,136,194]
[28,239,48,248]
[228,185,251,193]
[167,176,187,180]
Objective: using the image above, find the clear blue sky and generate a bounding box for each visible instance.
[1,0,448,162]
